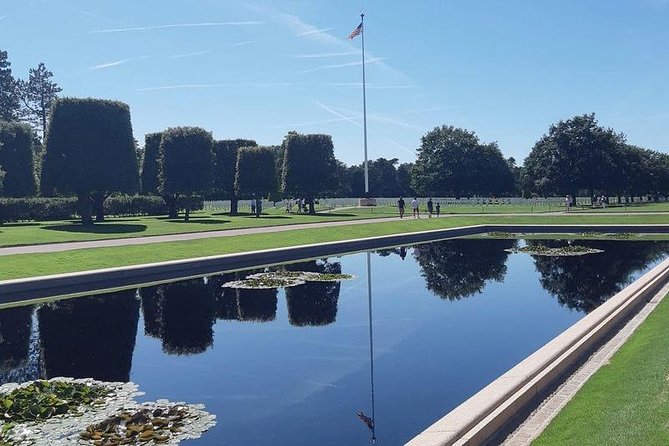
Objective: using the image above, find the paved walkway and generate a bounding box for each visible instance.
[0,211,666,257]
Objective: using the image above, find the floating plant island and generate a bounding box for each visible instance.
[506,244,604,256]
[0,378,215,446]
[222,271,355,289]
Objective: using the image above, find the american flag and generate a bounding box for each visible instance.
[348,22,363,40]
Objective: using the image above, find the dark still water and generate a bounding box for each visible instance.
[1,239,668,445]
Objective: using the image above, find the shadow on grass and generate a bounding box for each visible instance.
[1,222,44,228]
[241,215,292,219]
[164,218,231,225]
[311,213,358,218]
[43,223,148,234]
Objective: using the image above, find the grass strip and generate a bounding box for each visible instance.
[1,214,669,281]
[533,295,669,445]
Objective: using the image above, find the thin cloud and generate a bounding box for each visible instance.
[294,51,358,59]
[299,57,385,74]
[297,27,335,37]
[314,100,415,155]
[90,56,147,70]
[402,107,446,114]
[313,100,363,129]
[136,82,292,92]
[231,40,255,46]
[0,16,6,21]
[330,82,418,90]
[246,3,411,82]
[91,22,263,34]
[168,50,211,59]
[51,1,120,25]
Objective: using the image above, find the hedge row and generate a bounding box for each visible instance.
[0,195,204,222]
[0,197,78,222]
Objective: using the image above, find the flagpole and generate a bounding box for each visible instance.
[361,12,369,195]
[366,251,376,443]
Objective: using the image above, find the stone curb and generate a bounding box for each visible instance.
[2,224,668,306]
[406,246,669,446]
[0,224,486,305]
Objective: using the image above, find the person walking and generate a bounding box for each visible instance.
[397,197,406,218]
[435,202,441,217]
[411,197,420,218]
[427,198,434,218]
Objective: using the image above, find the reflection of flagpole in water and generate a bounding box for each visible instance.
[367,251,377,443]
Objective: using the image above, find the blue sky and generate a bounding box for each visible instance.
[1,0,667,165]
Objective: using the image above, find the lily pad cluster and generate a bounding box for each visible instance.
[506,244,604,256]
[0,379,215,446]
[79,402,214,446]
[222,270,355,289]
[1,380,109,425]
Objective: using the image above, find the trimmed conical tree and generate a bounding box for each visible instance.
[41,98,139,225]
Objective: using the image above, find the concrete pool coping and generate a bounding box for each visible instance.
[406,236,669,445]
[1,223,668,307]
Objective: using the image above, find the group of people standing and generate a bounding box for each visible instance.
[397,197,440,219]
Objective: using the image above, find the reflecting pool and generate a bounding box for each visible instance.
[1,238,667,445]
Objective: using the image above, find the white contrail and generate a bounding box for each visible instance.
[294,51,358,59]
[297,27,335,37]
[299,57,385,74]
[329,82,417,90]
[90,56,147,70]
[313,100,364,129]
[136,82,293,92]
[91,21,263,33]
[168,50,211,59]
[314,100,416,155]
[231,40,255,46]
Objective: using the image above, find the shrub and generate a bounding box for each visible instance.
[0,197,78,222]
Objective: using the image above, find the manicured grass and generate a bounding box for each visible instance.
[534,295,669,445]
[1,214,669,280]
[0,208,387,248]
[2,201,668,249]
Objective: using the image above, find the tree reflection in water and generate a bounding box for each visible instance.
[38,290,139,382]
[236,288,278,322]
[139,279,217,355]
[414,238,517,300]
[0,306,33,373]
[529,240,669,312]
[284,259,342,326]
[204,270,278,322]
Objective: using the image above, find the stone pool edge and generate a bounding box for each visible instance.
[406,237,669,446]
[1,223,668,307]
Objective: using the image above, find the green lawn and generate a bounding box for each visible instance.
[534,294,669,445]
[2,213,668,280]
[0,207,390,248]
[2,201,668,249]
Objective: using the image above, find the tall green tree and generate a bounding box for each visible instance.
[368,157,400,197]
[41,98,140,225]
[523,114,622,198]
[0,121,37,197]
[17,63,62,139]
[234,146,278,214]
[412,125,515,197]
[141,132,162,194]
[0,50,19,121]
[213,139,257,215]
[281,133,336,214]
[397,162,415,197]
[159,126,214,221]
